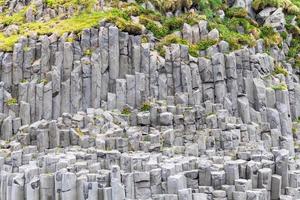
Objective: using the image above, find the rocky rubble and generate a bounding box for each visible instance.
[0,0,300,199]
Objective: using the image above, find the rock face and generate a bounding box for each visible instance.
[0,1,300,200]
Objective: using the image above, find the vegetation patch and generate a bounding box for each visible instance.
[225,7,248,18]
[273,65,289,76]
[272,83,288,90]
[5,98,17,106]
[209,20,256,50]
[259,26,282,47]
[252,0,300,14]
[121,107,132,115]
[140,102,152,112]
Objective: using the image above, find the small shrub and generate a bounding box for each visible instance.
[84,49,92,56]
[164,17,184,32]
[273,65,289,76]
[38,79,48,84]
[260,26,282,47]
[75,127,84,137]
[155,34,188,56]
[141,35,149,43]
[196,38,218,50]
[121,107,131,115]
[106,16,143,35]
[272,83,288,91]
[140,102,152,112]
[226,7,248,18]
[252,0,300,14]
[5,98,17,106]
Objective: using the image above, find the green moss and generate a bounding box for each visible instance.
[273,65,289,76]
[155,34,189,56]
[45,0,97,11]
[209,21,256,50]
[225,7,248,18]
[198,0,224,18]
[0,33,19,52]
[252,0,300,14]
[84,49,92,56]
[140,102,152,112]
[106,15,143,35]
[121,108,132,115]
[5,98,17,106]
[0,0,5,6]
[259,26,282,47]
[0,5,34,26]
[188,45,199,57]
[66,37,75,43]
[140,16,168,38]
[196,38,218,50]
[75,127,84,137]
[272,83,288,90]
[141,35,149,43]
[0,8,132,51]
[164,17,184,31]
[38,79,49,84]
[148,0,193,13]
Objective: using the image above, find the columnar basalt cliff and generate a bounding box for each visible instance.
[1,0,300,199]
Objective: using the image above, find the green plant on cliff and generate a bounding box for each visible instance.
[259,26,282,47]
[121,108,132,115]
[273,65,289,76]
[5,98,17,106]
[225,7,248,18]
[198,0,224,18]
[272,83,288,90]
[45,0,97,11]
[252,0,300,14]
[140,102,152,112]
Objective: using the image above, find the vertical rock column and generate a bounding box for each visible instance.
[82,56,92,110]
[199,57,214,103]
[111,165,125,200]
[40,36,50,78]
[149,52,159,100]
[212,53,226,104]
[71,61,82,113]
[91,51,102,108]
[23,37,36,80]
[130,35,141,73]
[43,82,52,120]
[225,52,238,116]
[141,43,151,99]
[99,27,109,101]
[119,32,129,78]
[12,41,24,96]
[2,53,13,91]
[52,51,63,119]
[35,82,44,121]
[108,26,120,93]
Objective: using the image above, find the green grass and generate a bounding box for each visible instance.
[272,83,288,90]
[252,0,300,14]
[0,5,33,26]
[5,98,17,106]
[44,0,97,11]
[121,108,132,115]
[259,26,282,47]
[225,7,248,18]
[198,0,224,18]
[140,102,152,112]
[209,20,256,50]
[273,65,289,76]
[0,8,132,51]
